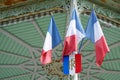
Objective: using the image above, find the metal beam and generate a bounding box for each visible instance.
[92,76,101,80]
[20,56,40,66]
[52,44,62,58]
[87,55,96,80]
[36,75,47,80]
[21,66,46,79]
[0,65,21,68]
[0,50,31,59]
[0,64,40,68]
[104,58,120,63]
[2,72,31,80]
[83,52,95,59]
[12,65,45,80]
[81,40,91,51]
[89,0,120,13]
[29,49,38,80]
[109,41,120,49]
[30,19,45,40]
[0,28,31,49]
[0,28,40,54]
[90,69,120,74]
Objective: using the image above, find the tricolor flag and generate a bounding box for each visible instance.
[62,9,85,74]
[62,9,85,56]
[40,17,61,65]
[63,54,82,75]
[85,9,110,66]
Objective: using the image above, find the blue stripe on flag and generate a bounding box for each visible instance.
[48,16,62,48]
[85,9,97,43]
[63,56,69,74]
[74,9,85,35]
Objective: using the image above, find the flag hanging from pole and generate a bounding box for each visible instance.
[40,16,61,65]
[85,9,110,66]
[62,9,85,56]
[63,8,85,74]
[63,54,82,75]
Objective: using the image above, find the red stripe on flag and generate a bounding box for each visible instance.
[40,50,52,65]
[95,36,110,66]
[75,54,82,73]
[62,35,77,56]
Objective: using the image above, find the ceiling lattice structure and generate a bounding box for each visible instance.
[0,0,120,80]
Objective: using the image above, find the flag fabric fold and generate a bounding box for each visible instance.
[63,54,82,75]
[62,9,85,56]
[40,17,61,65]
[85,9,110,66]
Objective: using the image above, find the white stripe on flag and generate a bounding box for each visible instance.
[94,21,103,42]
[66,20,76,37]
[43,32,52,51]
[69,54,75,75]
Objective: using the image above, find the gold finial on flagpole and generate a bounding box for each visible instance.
[50,12,53,16]
[73,0,77,9]
[92,4,95,9]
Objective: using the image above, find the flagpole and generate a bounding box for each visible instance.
[70,0,79,80]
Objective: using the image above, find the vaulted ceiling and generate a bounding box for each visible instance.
[0,0,120,80]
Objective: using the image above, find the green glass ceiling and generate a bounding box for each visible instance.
[0,0,120,80]
[0,12,120,80]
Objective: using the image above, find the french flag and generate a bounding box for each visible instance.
[85,9,110,66]
[62,9,85,74]
[62,9,85,56]
[40,16,61,65]
[63,54,82,75]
